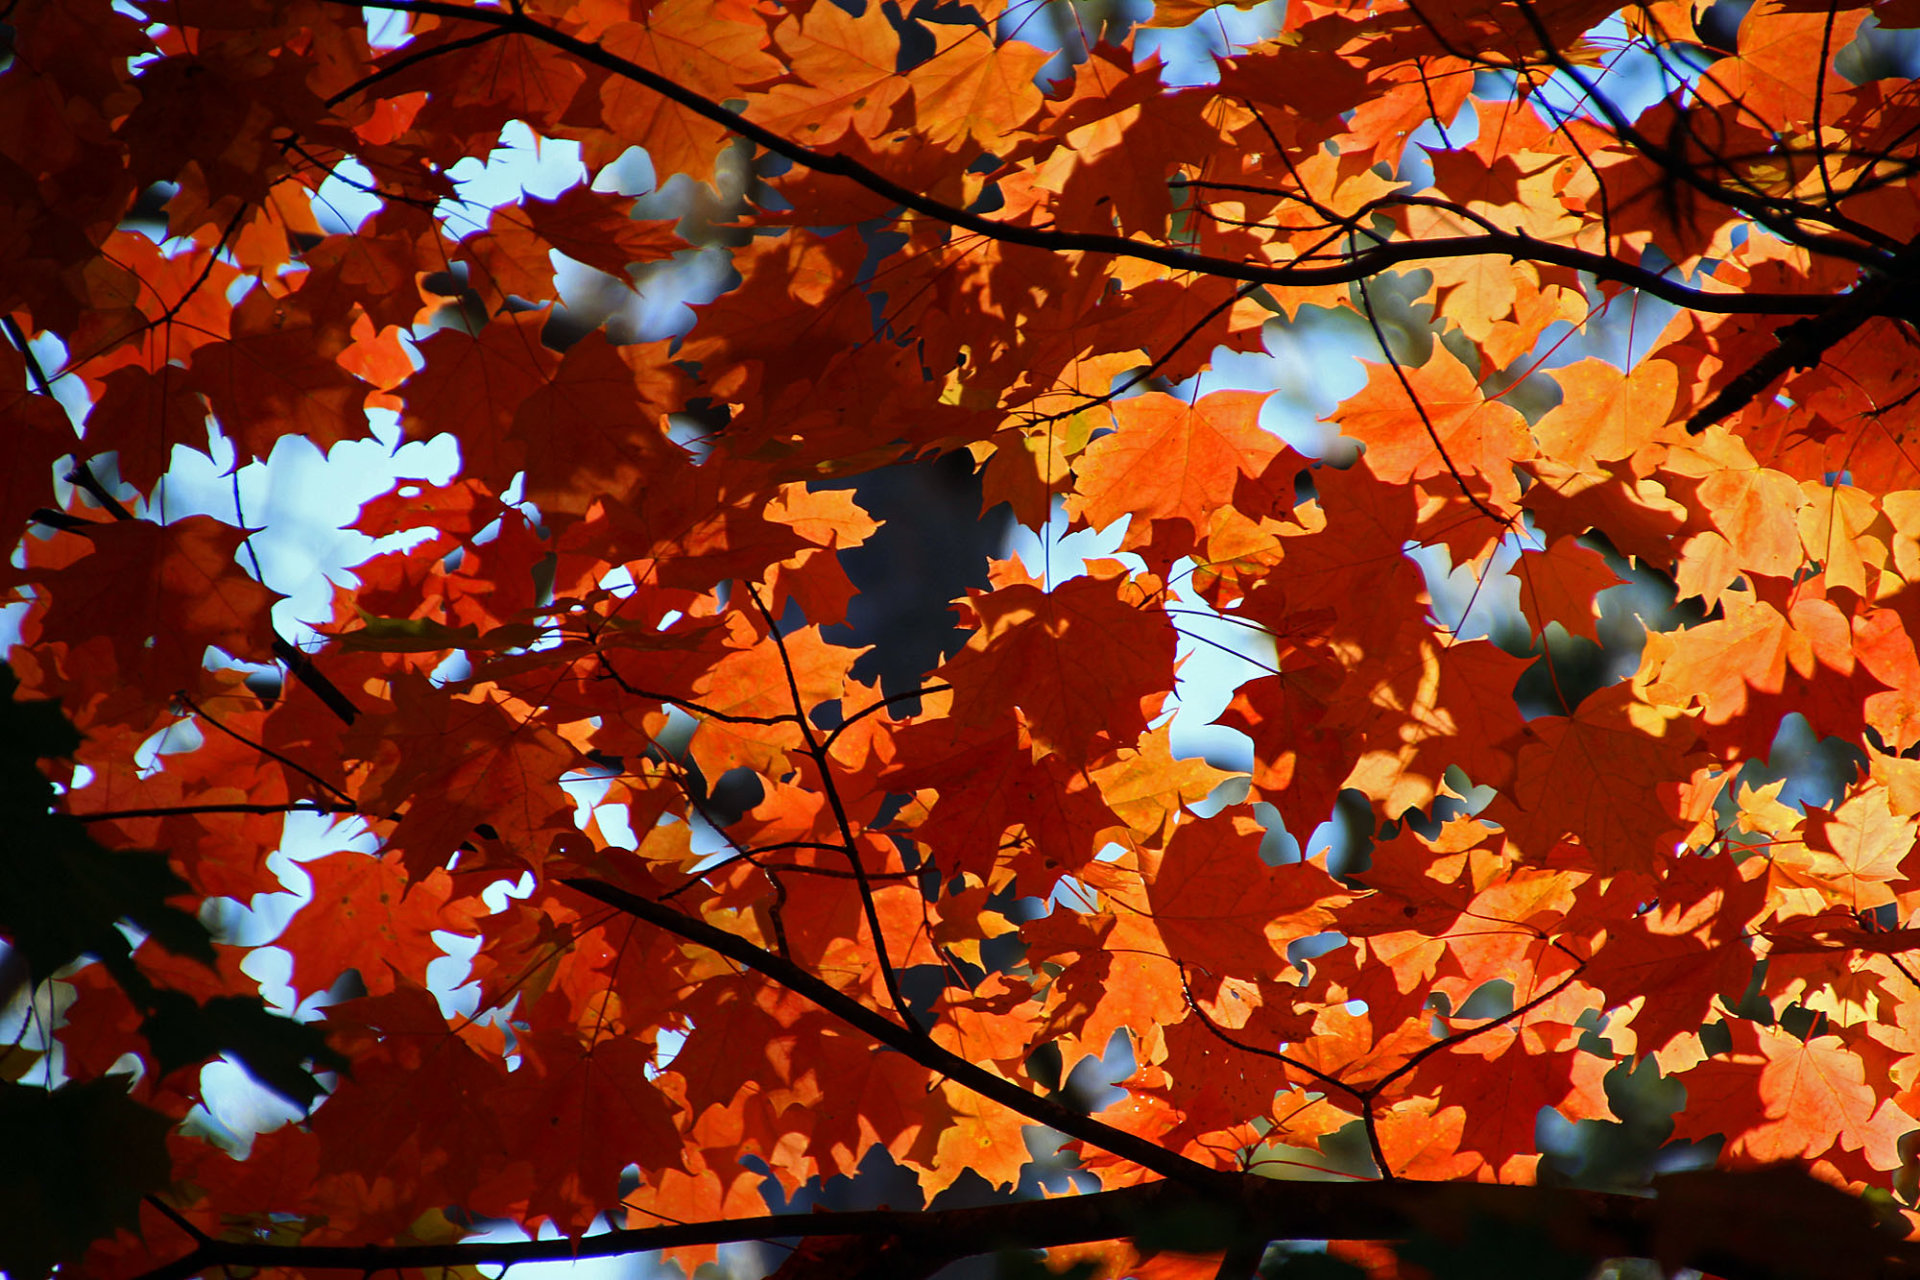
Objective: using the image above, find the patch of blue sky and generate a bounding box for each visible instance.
[1399,98,1485,193]
[1004,496,1131,586]
[152,409,462,644]
[1163,566,1271,769]
[363,4,413,50]
[445,120,590,226]
[653,1027,688,1076]
[1526,13,1710,131]
[1001,0,1156,84]
[1045,871,1100,916]
[314,157,385,233]
[132,716,204,776]
[22,329,91,426]
[999,0,1284,87]
[0,977,74,1087]
[430,126,737,343]
[136,810,379,1154]
[1559,285,1681,370]
[1528,283,1680,374]
[429,930,486,1019]
[185,1056,310,1158]
[1739,712,1868,816]
[1181,319,1369,463]
[596,147,659,199]
[217,811,385,958]
[605,247,743,344]
[562,766,672,859]
[1133,0,1287,87]
[999,437,1269,775]
[1407,537,1525,644]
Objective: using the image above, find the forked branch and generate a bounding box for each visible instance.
[319,0,1898,323]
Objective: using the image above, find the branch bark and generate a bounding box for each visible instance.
[1686,241,1920,432]
[561,876,1227,1189]
[320,0,1902,323]
[130,1168,1920,1280]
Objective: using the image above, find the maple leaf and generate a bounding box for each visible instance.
[397,310,559,485]
[1216,660,1350,840]
[1135,813,1349,982]
[1332,338,1533,508]
[902,25,1050,149]
[465,185,683,302]
[1779,783,1917,913]
[1,344,77,527]
[342,675,581,880]
[80,367,207,494]
[938,563,1177,767]
[684,612,857,778]
[1671,1021,1902,1172]
[751,0,912,146]
[1577,848,1768,1053]
[1535,357,1680,466]
[595,2,783,179]
[1515,535,1626,643]
[272,852,483,998]
[1068,390,1289,555]
[508,330,689,521]
[496,1027,687,1231]
[16,516,281,701]
[1636,588,1887,757]
[310,981,514,1210]
[1400,1019,1615,1181]
[883,716,1124,887]
[186,285,373,465]
[1488,683,1705,877]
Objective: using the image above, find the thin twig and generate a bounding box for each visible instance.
[742,583,921,1032]
[1351,273,1508,529]
[312,0,1896,321]
[175,694,356,806]
[819,682,952,750]
[596,649,800,726]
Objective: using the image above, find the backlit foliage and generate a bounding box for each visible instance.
[7,0,1920,1276]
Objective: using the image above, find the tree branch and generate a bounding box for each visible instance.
[70,801,359,822]
[821,682,952,751]
[322,0,1901,323]
[126,1167,1920,1280]
[561,875,1230,1189]
[1509,0,1900,265]
[175,695,356,806]
[1685,241,1920,432]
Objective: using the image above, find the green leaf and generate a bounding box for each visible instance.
[335,614,485,652]
[0,1078,172,1280]
[0,663,214,980]
[1,827,215,978]
[0,661,81,771]
[141,990,348,1110]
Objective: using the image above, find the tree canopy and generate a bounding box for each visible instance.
[8,0,1920,1276]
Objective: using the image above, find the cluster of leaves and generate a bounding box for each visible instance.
[7,0,1920,1276]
